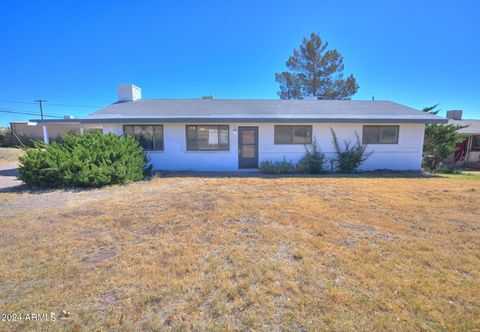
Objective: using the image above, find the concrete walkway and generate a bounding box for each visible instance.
[0,163,23,190]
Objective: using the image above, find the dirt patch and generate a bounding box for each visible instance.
[0,165,22,191]
[0,185,128,218]
[81,246,119,267]
[336,221,399,247]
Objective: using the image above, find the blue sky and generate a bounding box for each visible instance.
[1,0,479,126]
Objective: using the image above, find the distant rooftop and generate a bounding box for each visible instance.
[448,119,480,134]
[445,109,480,134]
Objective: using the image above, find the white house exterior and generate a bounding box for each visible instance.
[31,84,446,172]
[100,122,426,171]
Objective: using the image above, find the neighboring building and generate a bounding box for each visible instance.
[446,110,480,168]
[10,120,82,143]
[28,84,446,171]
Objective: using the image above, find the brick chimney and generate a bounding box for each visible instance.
[446,110,463,120]
[118,84,142,102]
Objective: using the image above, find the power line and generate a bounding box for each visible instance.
[0,99,101,108]
[0,109,64,118]
[0,106,72,116]
[49,102,101,108]
[33,99,47,120]
[0,100,36,105]
[0,108,64,119]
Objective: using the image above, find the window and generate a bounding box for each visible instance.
[362,125,399,144]
[123,125,164,151]
[472,135,480,151]
[274,125,312,144]
[85,128,103,134]
[186,125,229,151]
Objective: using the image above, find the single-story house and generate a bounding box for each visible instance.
[27,84,446,171]
[445,110,480,167]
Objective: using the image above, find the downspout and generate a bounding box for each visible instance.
[42,125,49,144]
[466,135,472,162]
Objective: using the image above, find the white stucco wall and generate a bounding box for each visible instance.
[102,122,426,171]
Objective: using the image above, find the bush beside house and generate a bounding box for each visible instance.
[19,131,151,188]
[296,139,325,174]
[260,131,372,175]
[330,128,373,173]
[259,158,296,174]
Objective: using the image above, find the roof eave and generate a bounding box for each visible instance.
[30,117,448,124]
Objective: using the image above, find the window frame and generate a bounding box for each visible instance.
[274,125,313,145]
[362,125,400,145]
[123,124,164,151]
[185,125,230,151]
[471,135,480,151]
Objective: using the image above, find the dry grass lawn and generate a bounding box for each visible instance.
[0,147,23,167]
[0,174,479,331]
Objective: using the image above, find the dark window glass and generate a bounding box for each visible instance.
[186,125,229,151]
[472,135,480,151]
[274,125,312,144]
[152,126,164,150]
[274,126,292,144]
[362,125,399,144]
[293,126,312,144]
[363,126,380,144]
[124,125,164,151]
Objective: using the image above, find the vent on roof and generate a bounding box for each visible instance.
[446,110,462,120]
[118,84,142,102]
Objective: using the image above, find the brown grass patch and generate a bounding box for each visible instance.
[0,147,23,167]
[0,175,479,331]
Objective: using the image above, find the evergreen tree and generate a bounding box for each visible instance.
[275,33,359,100]
[422,105,467,171]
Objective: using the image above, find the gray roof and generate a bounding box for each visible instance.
[84,99,446,123]
[448,119,480,134]
[35,99,447,124]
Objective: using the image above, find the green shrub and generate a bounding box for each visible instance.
[422,105,467,171]
[19,131,151,188]
[260,158,295,174]
[296,138,325,174]
[330,128,373,173]
[437,166,463,174]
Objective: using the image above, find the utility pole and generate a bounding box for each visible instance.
[33,99,47,120]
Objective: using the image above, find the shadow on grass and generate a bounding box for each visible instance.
[0,183,99,194]
[0,167,19,177]
[1,170,459,195]
[0,175,157,194]
[0,169,132,194]
[155,170,443,179]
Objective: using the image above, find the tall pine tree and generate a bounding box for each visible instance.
[275,33,359,100]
